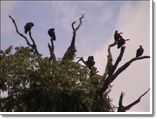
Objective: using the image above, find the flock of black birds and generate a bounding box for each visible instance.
[24,22,144,76]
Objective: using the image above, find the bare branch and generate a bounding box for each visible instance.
[139,88,150,99]
[9,15,32,46]
[100,46,125,95]
[118,92,124,108]
[108,46,125,76]
[103,44,114,78]
[9,15,39,55]
[48,40,56,62]
[72,21,76,32]
[110,56,150,83]
[100,44,149,95]
[28,31,39,54]
[118,88,150,112]
[71,13,85,32]
[62,14,85,62]
[75,13,85,31]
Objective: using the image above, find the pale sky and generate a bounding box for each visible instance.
[1,1,151,112]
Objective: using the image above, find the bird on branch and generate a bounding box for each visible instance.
[136,45,144,57]
[24,22,34,34]
[48,28,56,41]
[113,30,130,49]
[77,56,98,77]
[85,56,95,69]
[114,30,123,42]
[117,36,130,49]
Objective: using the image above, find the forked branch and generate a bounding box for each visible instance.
[72,13,85,32]
[111,55,150,83]
[62,13,85,62]
[118,88,150,112]
[9,15,31,46]
[9,15,39,54]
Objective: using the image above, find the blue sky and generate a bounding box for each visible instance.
[1,1,132,57]
[1,1,151,112]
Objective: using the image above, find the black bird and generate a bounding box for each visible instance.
[136,45,144,57]
[24,22,34,34]
[114,30,123,42]
[85,56,95,68]
[48,28,56,41]
[117,36,126,49]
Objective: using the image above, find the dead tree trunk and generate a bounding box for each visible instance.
[62,13,85,62]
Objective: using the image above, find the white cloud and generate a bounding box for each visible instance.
[93,1,150,112]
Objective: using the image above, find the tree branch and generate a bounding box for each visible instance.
[9,15,32,46]
[28,31,39,54]
[9,15,39,55]
[100,45,125,95]
[72,21,76,32]
[62,14,85,62]
[118,88,150,112]
[111,46,125,75]
[75,13,85,31]
[100,42,150,95]
[48,39,56,62]
[110,56,150,83]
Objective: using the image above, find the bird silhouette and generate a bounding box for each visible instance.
[24,22,34,34]
[117,36,126,49]
[114,30,123,42]
[48,28,56,41]
[85,56,95,69]
[136,45,144,57]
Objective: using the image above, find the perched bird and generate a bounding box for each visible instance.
[114,30,123,42]
[117,36,125,48]
[85,56,95,69]
[24,22,34,34]
[48,28,56,41]
[136,45,144,57]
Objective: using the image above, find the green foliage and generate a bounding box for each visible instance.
[0,46,114,112]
